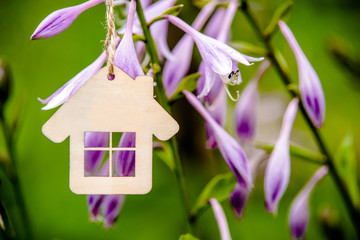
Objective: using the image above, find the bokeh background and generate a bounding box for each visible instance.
[0,0,360,239]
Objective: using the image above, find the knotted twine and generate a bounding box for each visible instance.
[104,0,116,80]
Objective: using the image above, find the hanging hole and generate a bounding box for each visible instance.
[107,74,115,80]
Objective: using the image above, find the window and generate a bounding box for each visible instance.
[84,132,136,177]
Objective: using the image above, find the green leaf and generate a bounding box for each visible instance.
[335,133,360,206]
[257,143,325,164]
[170,73,201,101]
[179,233,199,240]
[148,5,184,26]
[264,1,293,37]
[193,173,236,213]
[229,41,267,56]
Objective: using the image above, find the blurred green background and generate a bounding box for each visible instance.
[0,0,360,239]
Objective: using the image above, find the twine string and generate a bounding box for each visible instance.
[105,0,116,80]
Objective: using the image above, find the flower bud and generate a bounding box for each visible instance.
[264,98,298,214]
[31,0,104,40]
[278,21,325,128]
[0,59,11,105]
[288,166,328,239]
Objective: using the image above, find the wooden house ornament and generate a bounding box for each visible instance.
[42,67,179,195]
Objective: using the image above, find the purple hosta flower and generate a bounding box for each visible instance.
[114,132,136,177]
[204,8,226,39]
[229,150,266,218]
[289,166,328,239]
[140,0,151,8]
[143,0,176,60]
[114,0,144,78]
[166,16,263,100]
[215,0,238,44]
[31,0,104,40]
[197,61,227,149]
[278,21,325,128]
[209,198,232,240]
[87,160,109,220]
[204,86,227,149]
[84,132,109,175]
[184,90,252,189]
[264,98,299,214]
[87,160,109,219]
[163,2,216,98]
[119,0,176,61]
[234,60,270,143]
[101,195,125,228]
[229,183,248,219]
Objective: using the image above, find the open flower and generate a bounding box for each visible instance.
[166,15,263,99]
[184,90,252,189]
[114,0,144,78]
[31,0,104,40]
[278,21,325,128]
[234,60,270,143]
[264,98,299,214]
[163,2,216,98]
[289,166,328,239]
[210,198,232,240]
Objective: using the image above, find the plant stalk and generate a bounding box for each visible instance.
[0,110,33,240]
[135,0,195,234]
[240,1,360,237]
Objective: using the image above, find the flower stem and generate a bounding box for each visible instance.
[0,110,33,240]
[135,0,195,234]
[240,1,360,237]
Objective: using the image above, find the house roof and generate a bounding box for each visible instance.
[42,67,179,143]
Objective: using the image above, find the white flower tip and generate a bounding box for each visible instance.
[37,97,47,104]
[266,201,278,215]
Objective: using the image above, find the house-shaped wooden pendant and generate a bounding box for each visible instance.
[42,67,179,195]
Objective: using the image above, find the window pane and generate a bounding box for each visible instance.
[84,132,109,148]
[112,132,136,148]
[85,150,109,177]
[112,150,135,177]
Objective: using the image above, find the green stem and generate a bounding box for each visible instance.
[240,1,360,237]
[0,199,14,239]
[0,111,33,240]
[135,0,195,234]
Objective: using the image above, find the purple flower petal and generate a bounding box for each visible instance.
[184,90,252,188]
[230,183,249,219]
[166,15,263,99]
[264,98,299,214]
[114,0,144,78]
[204,8,226,39]
[101,195,125,228]
[87,195,105,220]
[209,198,232,240]
[289,166,328,239]
[278,21,325,128]
[162,2,216,98]
[204,84,227,149]
[114,132,136,177]
[234,60,270,143]
[84,132,109,175]
[31,0,104,40]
